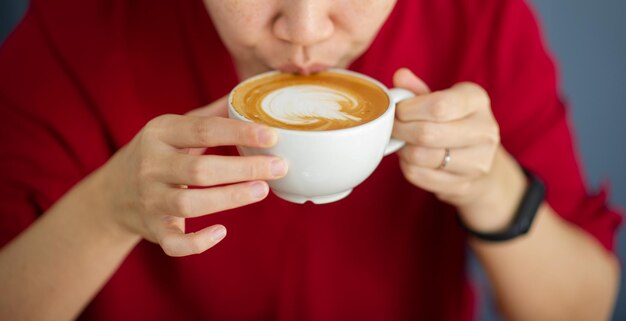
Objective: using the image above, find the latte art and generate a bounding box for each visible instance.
[232,71,389,131]
[261,85,361,125]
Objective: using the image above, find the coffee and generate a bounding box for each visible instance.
[231,71,389,131]
[228,69,414,204]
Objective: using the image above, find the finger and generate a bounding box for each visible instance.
[393,68,431,95]
[156,218,227,257]
[163,181,270,218]
[185,96,229,118]
[399,161,474,198]
[160,153,288,186]
[395,82,489,122]
[149,115,277,149]
[185,147,209,156]
[182,96,237,155]
[399,146,458,172]
[392,116,499,148]
[398,145,496,177]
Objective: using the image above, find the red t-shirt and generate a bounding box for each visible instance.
[0,0,621,320]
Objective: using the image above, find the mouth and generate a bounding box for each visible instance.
[277,63,331,75]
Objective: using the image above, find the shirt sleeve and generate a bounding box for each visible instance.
[465,0,622,251]
[0,2,110,247]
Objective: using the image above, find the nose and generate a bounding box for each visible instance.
[272,0,334,47]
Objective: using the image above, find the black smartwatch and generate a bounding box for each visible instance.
[458,167,546,242]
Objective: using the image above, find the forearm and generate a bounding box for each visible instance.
[472,205,619,321]
[466,150,619,321]
[0,169,141,321]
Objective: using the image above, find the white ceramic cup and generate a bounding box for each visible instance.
[228,69,414,204]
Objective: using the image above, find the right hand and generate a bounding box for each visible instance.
[98,97,287,256]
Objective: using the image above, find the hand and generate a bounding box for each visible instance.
[98,97,288,256]
[392,69,526,232]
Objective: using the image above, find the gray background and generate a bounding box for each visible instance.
[1,0,624,320]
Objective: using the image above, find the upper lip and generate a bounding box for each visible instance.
[277,63,330,75]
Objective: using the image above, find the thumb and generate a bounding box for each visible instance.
[185,95,229,118]
[393,68,430,95]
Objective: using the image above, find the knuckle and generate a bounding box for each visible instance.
[187,158,210,185]
[395,109,407,122]
[397,148,413,164]
[476,162,491,176]
[490,126,501,144]
[160,237,179,257]
[170,191,194,217]
[478,125,500,145]
[188,234,206,255]
[396,103,413,122]
[467,160,490,178]
[418,170,436,185]
[486,123,501,144]
[430,95,450,121]
[400,166,418,185]
[458,81,481,92]
[229,185,252,205]
[401,161,424,182]
[242,157,272,179]
[144,115,170,139]
[414,123,438,145]
[458,81,479,90]
[239,124,259,145]
[464,82,492,111]
[245,161,261,179]
[469,82,491,105]
[193,117,219,145]
[408,147,427,165]
[145,115,167,131]
[162,246,178,257]
[136,185,159,213]
[254,158,273,178]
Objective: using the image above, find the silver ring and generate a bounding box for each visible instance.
[437,148,451,170]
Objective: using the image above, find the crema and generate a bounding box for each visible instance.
[231,72,389,131]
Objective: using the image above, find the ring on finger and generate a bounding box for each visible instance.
[437,148,451,170]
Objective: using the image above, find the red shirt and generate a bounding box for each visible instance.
[0,0,621,320]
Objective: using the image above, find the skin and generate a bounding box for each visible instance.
[0,0,619,320]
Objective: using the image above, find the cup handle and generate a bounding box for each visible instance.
[383,88,415,156]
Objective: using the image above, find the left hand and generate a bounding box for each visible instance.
[392,68,525,231]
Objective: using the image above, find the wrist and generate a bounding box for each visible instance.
[460,167,545,242]
[457,148,527,233]
[78,158,142,243]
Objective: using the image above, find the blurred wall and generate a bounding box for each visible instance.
[1,0,624,320]
[0,0,28,43]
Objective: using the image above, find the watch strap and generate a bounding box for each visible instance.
[458,167,546,242]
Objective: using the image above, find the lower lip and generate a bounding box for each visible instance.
[278,64,331,75]
[308,64,330,74]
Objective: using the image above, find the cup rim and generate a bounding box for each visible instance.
[227,68,395,135]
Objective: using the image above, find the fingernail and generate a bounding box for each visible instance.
[250,182,268,199]
[258,127,277,146]
[271,159,287,177]
[210,226,227,243]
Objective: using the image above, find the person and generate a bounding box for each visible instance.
[0,0,621,320]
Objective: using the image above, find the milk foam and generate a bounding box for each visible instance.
[261,85,361,125]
